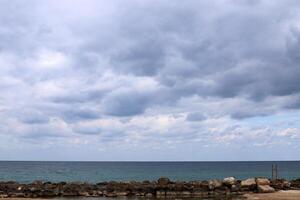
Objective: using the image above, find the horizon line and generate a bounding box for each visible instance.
[0,160,300,162]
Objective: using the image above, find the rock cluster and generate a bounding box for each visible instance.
[0,177,298,198]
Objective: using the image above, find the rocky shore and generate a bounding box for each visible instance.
[0,177,300,199]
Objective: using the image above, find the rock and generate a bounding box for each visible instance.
[257,185,275,193]
[241,178,256,188]
[11,192,25,197]
[290,179,300,189]
[208,180,223,190]
[116,191,128,196]
[230,184,239,192]
[104,191,117,197]
[145,193,153,197]
[270,179,291,190]
[223,177,236,186]
[156,190,165,197]
[193,191,209,198]
[166,191,177,197]
[79,191,90,196]
[157,177,171,185]
[0,177,292,198]
[256,178,270,186]
[32,180,43,185]
[180,191,192,197]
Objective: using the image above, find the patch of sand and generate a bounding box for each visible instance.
[244,190,300,200]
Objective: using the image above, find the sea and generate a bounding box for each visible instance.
[0,161,299,183]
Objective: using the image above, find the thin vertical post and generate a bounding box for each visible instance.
[272,164,274,180]
[272,164,278,180]
[276,164,278,180]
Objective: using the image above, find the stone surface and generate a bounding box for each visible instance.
[271,179,291,190]
[257,185,275,193]
[223,177,236,186]
[256,178,270,186]
[0,177,296,198]
[241,178,256,188]
[157,177,171,185]
[208,180,223,190]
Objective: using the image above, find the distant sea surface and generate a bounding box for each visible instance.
[0,161,299,183]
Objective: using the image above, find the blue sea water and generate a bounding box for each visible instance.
[0,161,299,183]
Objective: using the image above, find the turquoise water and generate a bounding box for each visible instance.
[0,161,299,183]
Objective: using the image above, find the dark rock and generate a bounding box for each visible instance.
[291,178,300,189]
[270,179,291,190]
[157,177,171,185]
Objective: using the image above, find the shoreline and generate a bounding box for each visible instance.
[3,191,300,200]
[0,177,299,199]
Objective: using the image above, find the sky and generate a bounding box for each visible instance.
[0,0,300,161]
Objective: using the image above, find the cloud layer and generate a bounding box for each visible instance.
[0,0,300,160]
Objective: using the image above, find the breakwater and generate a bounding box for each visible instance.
[0,177,300,198]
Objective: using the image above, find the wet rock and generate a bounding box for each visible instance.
[257,185,275,193]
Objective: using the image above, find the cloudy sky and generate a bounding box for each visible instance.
[0,0,300,161]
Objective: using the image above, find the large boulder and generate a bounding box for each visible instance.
[208,180,222,190]
[256,178,270,186]
[257,185,275,193]
[241,178,256,187]
[241,178,256,191]
[223,177,236,186]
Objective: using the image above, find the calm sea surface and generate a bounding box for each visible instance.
[0,161,299,183]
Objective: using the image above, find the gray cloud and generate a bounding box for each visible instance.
[1,0,300,160]
[186,112,206,122]
[101,89,154,116]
